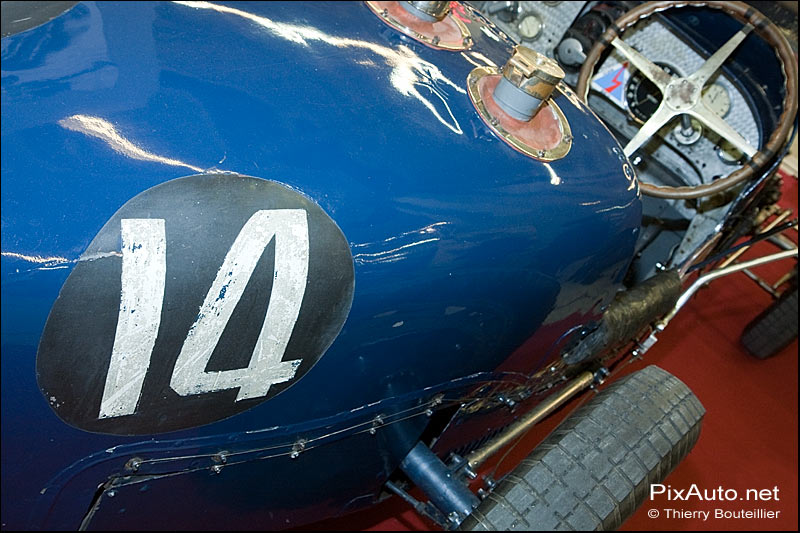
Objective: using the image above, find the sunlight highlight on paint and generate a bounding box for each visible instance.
[354,238,440,263]
[173,1,465,134]
[351,222,448,264]
[58,115,203,172]
[543,163,561,186]
[351,222,449,249]
[1,251,70,264]
[468,51,497,68]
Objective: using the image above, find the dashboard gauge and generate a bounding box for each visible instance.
[717,140,745,165]
[518,14,543,41]
[625,62,680,123]
[702,83,731,118]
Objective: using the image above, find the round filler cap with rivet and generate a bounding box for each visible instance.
[493,45,565,121]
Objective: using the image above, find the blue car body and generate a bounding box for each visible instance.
[1,2,640,529]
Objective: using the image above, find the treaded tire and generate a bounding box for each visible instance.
[459,366,705,531]
[740,286,798,359]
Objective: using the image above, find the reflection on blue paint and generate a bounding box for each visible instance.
[1,251,70,264]
[59,114,204,171]
[542,163,561,186]
[173,1,466,134]
[353,222,448,264]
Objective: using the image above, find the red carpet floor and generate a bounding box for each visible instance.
[307,176,798,531]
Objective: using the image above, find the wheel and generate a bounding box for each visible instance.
[740,285,798,359]
[459,366,704,531]
[575,1,797,199]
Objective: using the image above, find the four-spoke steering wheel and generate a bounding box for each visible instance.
[576,1,797,199]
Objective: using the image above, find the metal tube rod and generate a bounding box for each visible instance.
[466,371,595,470]
[385,480,434,519]
[718,210,792,268]
[773,270,795,290]
[768,233,798,251]
[385,480,422,509]
[742,268,779,297]
[657,248,798,330]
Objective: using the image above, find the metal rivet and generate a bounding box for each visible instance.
[369,415,384,435]
[290,439,307,459]
[125,457,142,472]
[213,451,228,464]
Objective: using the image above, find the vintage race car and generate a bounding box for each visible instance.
[1,1,797,530]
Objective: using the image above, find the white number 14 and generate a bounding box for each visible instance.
[98,210,309,419]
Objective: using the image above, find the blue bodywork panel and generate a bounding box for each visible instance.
[1,2,640,529]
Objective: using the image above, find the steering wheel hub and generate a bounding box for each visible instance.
[664,79,699,112]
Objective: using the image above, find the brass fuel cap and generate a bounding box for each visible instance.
[494,45,565,121]
[400,0,450,22]
[466,45,572,161]
[366,1,472,51]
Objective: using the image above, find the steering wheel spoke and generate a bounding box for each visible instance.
[610,37,673,91]
[689,100,758,158]
[688,23,753,87]
[623,101,678,157]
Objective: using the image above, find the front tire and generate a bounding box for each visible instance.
[459,366,704,531]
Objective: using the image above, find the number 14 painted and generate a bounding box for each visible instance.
[99,210,309,419]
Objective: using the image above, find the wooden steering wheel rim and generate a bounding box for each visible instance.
[575,1,797,199]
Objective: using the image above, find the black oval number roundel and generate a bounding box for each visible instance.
[36,174,355,435]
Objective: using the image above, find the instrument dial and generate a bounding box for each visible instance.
[625,62,680,123]
[518,14,543,41]
[702,83,732,118]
